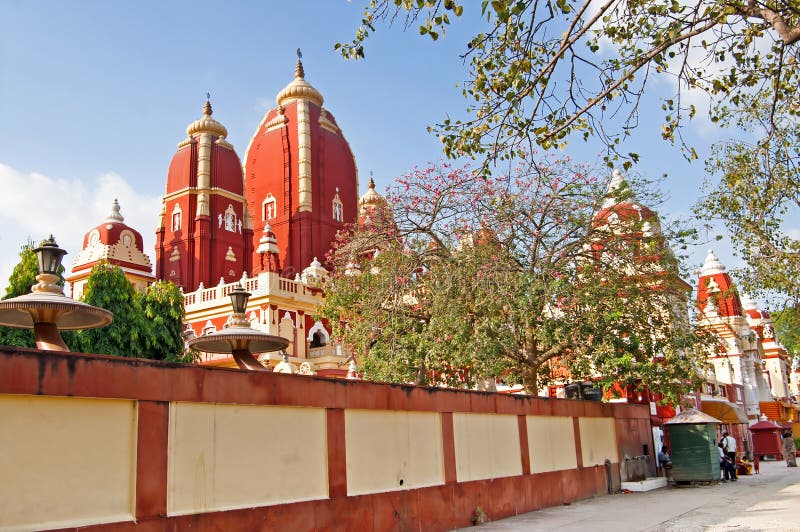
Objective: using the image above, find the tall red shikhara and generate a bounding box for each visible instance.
[155,100,252,291]
[243,58,358,276]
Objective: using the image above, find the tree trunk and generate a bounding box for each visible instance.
[522,364,540,395]
[414,361,427,386]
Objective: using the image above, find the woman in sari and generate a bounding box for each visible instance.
[782,431,797,467]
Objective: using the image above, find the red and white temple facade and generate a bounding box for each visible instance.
[696,250,797,423]
[69,57,374,377]
[154,58,369,376]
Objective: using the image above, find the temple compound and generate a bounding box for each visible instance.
[66,57,800,408]
[540,172,798,449]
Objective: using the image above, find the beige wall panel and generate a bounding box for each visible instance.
[526,415,577,473]
[0,395,136,530]
[168,403,327,515]
[453,413,521,482]
[345,410,444,495]
[579,417,619,466]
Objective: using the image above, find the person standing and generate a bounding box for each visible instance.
[782,431,797,467]
[718,443,736,481]
[721,432,738,479]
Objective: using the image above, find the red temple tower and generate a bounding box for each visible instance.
[155,100,253,291]
[243,57,358,276]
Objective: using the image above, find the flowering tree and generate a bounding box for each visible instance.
[320,158,709,402]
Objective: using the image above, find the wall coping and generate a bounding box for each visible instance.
[0,346,649,419]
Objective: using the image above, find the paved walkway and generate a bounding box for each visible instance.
[463,460,800,531]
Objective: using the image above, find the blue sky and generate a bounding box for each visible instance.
[0,1,784,302]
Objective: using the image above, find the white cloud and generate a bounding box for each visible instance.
[0,163,160,295]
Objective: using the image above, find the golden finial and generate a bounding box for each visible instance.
[295,48,305,78]
[368,171,375,189]
[203,92,212,116]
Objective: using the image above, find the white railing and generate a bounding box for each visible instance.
[183,273,318,308]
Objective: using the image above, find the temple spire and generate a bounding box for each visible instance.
[203,92,212,116]
[295,48,305,78]
[106,198,124,222]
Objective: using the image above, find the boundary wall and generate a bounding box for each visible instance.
[0,346,654,531]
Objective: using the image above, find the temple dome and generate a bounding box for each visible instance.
[166,99,243,196]
[186,100,228,138]
[358,176,392,228]
[243,56,358,273]
[696,249,743,319]
[700,249,726,276]
[358,177,383,214]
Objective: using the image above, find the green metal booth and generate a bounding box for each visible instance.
[664,409,722,482]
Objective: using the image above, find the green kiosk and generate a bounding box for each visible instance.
[664,409,722,482]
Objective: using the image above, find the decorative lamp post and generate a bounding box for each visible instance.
[188,283,288,371]
[0,236,113,351]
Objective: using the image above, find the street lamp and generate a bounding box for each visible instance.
[0,236,112,351]
[34,235,67,276]
[188,282,288,371]
[229,284,250,325]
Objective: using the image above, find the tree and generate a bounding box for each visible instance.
[773,306,799,358]
[695,93,799,302]
[140,280,194,362]
[0,240,39,348]
[76,263,148,357]
[75,263,188,361]
[339,1,800,170]
[320,158,709,403]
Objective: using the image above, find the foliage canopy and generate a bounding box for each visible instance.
[76,263,190,362]
[339,1,800,170]
[320,158,710,403]
[695,93,799,303]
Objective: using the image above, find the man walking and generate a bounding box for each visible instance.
[721,432,738,479]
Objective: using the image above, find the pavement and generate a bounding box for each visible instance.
[461,460,800,531]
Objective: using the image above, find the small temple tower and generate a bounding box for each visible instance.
[243,53,358,275]
[696,250,770,418]
[67,199,154,299]
[155,99,253,291]
[590,169,692,307]
[740,293,792,401]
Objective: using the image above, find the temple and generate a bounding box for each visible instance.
[56,57,360,376]
[67,56,800,399]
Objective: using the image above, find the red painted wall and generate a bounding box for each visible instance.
[0,346,651,532]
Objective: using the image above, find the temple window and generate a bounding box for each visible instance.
[171,204,182,232]
[307,320,330,347]
[332,188,343,222]
[262,193,276,221]
[88,230,100,246]
[120,230,134,247]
